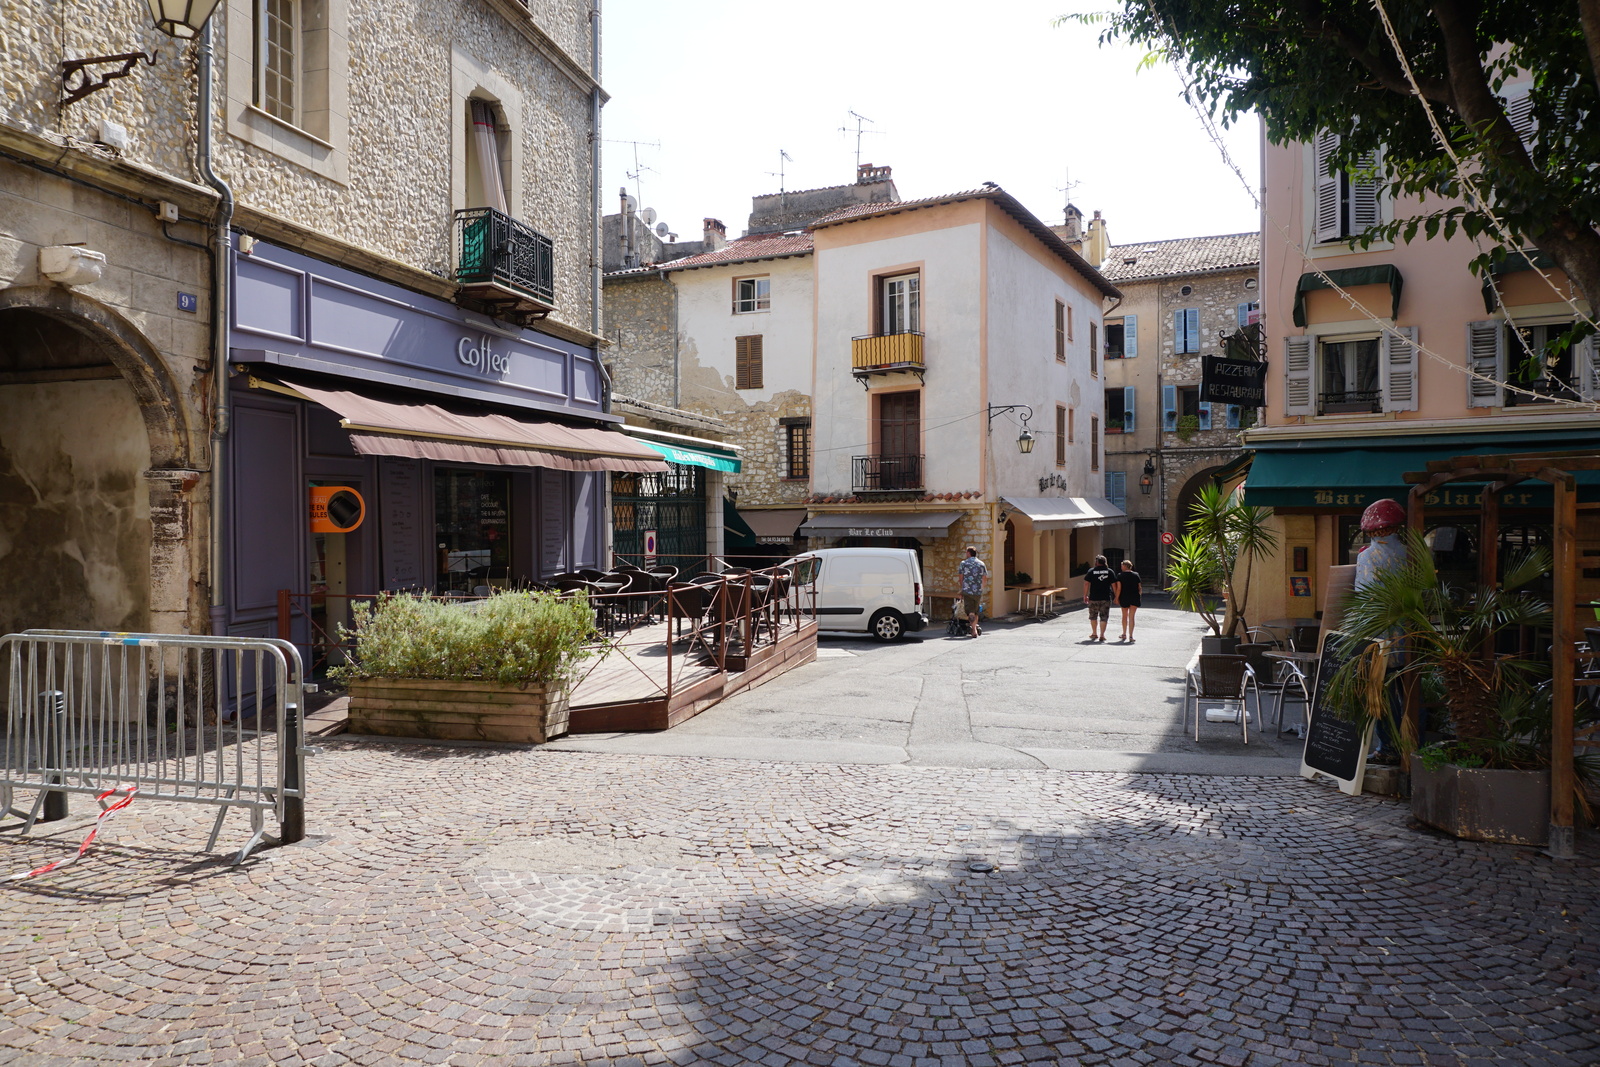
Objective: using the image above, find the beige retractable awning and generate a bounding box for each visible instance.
[271,378,668,473]
[1000,497,1127,531]
[740,508,807,543]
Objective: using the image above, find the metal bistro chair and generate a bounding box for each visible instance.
[1185,654,1252,743]
[1289,623,1322,654]
[1239,643,1310,737]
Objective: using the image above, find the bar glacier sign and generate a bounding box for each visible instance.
[1200,355,1268,406]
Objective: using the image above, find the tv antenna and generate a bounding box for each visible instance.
[766,149,794,194]
[837,111,882,170]
[604,137,660,206]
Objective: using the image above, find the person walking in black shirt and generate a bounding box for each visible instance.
[1081,555,1117,643]
[1116,560,1143,642]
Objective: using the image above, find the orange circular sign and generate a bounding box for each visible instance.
[310,486,365,533]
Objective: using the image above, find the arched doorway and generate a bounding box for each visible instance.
[0,287,199,634]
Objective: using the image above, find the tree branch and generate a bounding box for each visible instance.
[1296,0,1451,103]
[1581,0,1600,101]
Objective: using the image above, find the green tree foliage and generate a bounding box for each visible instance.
[1165,483,1278,636]
[1067,1,1600,314]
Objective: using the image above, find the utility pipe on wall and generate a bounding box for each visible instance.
[590,0,610,413]
[197,23,235,635]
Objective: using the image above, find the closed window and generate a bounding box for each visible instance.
[1055,300,1066,361]
[783,418,811,479]
[1105,471,1126,511]
[881,273,920,335]
[734,276,770,314]
[1312,130,1382,242]
[1089,321,1098,376]
[1174,308,1200,354]
[258,0,299,123]
[735,335,763,390]
[1055,405,1067,466]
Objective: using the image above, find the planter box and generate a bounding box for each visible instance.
[1411,762,1549,845]
[347,678,570,744]
[1200,635,1241,655]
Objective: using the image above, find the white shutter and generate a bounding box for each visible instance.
[1123,386,1137,432]
[1124,314,1138,357]
[1381,326,1419,412]
[1466,320,1505,408]
[1505,85,1536,152]
[1313,131,1342,242]
[1577,332,1600,400]
[1348,148,1382,234]
[1284,335,1314,415]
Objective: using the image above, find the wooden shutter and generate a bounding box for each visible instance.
[1348,148,1382,234]
[1466,320,1504,408]
[1577,332,1599,400]
[1313,131,1342,242]
[1090,321,1098,375]
[1055,301,1065,361]
[1381,325,1419,412]
[1123,314,1138,357]
[1283,335,1314,415]
[1090,416,1099,471]
[1055,405,1067,465]
[1122,386,1136,433]
[1162,383,1178,430]
[735,335,763,390]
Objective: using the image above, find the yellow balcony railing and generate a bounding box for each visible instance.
[851,331,924,373]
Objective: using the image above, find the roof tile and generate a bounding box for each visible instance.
[1098,232,1260,282]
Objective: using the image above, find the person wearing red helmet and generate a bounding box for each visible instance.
[1355,498,1407,590]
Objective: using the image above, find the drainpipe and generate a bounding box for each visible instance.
[590,1,610,413]
[198,23,235,635]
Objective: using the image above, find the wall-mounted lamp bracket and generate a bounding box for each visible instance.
[61,52,156,109]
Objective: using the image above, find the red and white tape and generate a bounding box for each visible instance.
[8,786,138,881]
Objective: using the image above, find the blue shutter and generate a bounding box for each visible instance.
[1198,401,1213,430]
[1186,309,1200,353]
[1122,386,1136,433]
[1105,471,1126,511]
[1237,303,1251,327]
[1162,384,1177,431]
[1174,310,1186,353]
[1226,404,1241,429]
[1123,314,1137,357]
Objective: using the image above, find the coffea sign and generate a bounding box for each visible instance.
[1200,356,1267,406]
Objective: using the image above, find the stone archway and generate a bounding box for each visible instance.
[0,286,206,635]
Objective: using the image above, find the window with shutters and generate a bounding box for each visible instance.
[1318,336,1381,414]
[1174,308,1200,354]
[1105,386,1136,434]
[1055,300,1066,361]
[734,276,770,314]
[783,418,811,478]
[1055,405,1067,466]
[1105,321,1125,359]
[1066,304,1075,343]
[735,335,763,390]
[1312,131,1382,242]
[1105,472,1126,512]
[1089,322,1098,377]
[1284,329,1419,415]
[1469,318,1597,408]
[1090,416,1099,471]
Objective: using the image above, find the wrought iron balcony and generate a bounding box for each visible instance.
[1318,389,1381,415]
[852,453,924,493]
[851,331,924,379]
[453,207,555,320]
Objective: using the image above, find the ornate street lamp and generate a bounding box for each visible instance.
[1140,455,1156,494]
[146,0,224,38]
[987,405,1035,454]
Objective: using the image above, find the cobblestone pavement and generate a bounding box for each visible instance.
[1,746,1596,1066]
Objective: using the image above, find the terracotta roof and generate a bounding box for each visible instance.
[1098,232,1260,283]
[808,186,1121,300]
[657,232,814,272]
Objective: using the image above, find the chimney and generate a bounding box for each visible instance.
[1085,210,1110,270]
[1061,203,1083,242]
[703,217,727,251]
[857,163,892,184]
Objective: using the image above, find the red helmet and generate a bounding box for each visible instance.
[1359,498,1406,533]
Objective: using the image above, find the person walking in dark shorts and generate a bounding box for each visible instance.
[957,546,989,638]
[1116,559,1143,642]
[1082,554,1117,642]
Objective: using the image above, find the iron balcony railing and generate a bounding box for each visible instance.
[852,453,924,493]
[851,331,924,374]
[454,206,555,307]
[1318,389,1381,415]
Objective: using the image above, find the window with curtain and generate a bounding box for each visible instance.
[468,98,510,214]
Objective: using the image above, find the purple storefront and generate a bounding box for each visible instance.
[222,238,661,653]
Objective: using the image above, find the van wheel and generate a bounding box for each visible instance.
[869,609,904,642]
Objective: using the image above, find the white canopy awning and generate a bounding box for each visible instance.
[1000,497,1127,531]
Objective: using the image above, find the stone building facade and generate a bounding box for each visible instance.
[2,0,617,639]
[1093,232,1260,582]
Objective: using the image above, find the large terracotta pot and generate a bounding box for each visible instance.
[1410,762,1549,845]
[347,678,570,744]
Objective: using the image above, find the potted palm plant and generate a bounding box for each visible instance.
[1327,533,1588,845]
[1166,484,1278,651]
[335,590,597,744]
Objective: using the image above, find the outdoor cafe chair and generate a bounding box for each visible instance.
[1240,643,1310,737]
[1289,623,1322,654]
[1185,654,1251,743]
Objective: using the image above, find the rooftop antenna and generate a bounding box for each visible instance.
[837,111,882,171]
[1057,165,1081,209]
[604,137,661,208]
[765,149,794,194]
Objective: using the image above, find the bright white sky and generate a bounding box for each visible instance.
[599,0,1261,248]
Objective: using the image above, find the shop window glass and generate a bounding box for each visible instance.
[435,468,511,594]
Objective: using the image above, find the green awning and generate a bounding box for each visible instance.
[637,439,741,473]
[724,498,757,548]
[1242,429,1600,509]
[1293,264,1402,327]
[1480,249,1558,313]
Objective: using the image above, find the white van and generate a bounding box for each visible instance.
[785,547,927,641]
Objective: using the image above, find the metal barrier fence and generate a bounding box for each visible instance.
[1,630,307,864]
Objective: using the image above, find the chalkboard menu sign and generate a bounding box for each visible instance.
[1299,629,1376,796]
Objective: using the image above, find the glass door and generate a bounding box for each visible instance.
[434,467,512,594]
